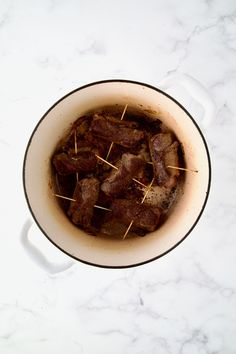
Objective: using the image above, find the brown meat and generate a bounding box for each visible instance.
[111,199,161,232]
[90,114,145,148]
[84,132,110,156]
[149,133,179,188]
[164,141,180,188]
[52,152,97,175]
[101,153,145,197]
[68,177,100,228]
[59,115,92,152]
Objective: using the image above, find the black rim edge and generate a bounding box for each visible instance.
[22,79,212,269]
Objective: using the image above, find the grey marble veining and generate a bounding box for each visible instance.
[0,0,236,353]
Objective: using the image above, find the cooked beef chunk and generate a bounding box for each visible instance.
[58,115,92,152]
[74,115,92,137]
[68,177,100,227]
[164,141,180,188]
[84,132,110,156]
[111,199,161,232]
[149,133,179,188]
[52,151,97,175]
[101,153,144,197]
[99,219,128,239]
[90,114,145,148]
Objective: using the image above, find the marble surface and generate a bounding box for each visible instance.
[1,0,236,353]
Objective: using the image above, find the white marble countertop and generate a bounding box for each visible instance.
[1,0,236,353]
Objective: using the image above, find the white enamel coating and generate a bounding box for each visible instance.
[23,80,211,268]
[20,219,74,274]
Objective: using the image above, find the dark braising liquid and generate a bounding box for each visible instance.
[51,105,185,239]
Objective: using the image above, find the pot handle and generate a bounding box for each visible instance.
[158,73,216,129]
[20,219,75,274]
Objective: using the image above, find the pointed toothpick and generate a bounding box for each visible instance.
[167,165,198,173]
[120,103,128,121]
[106,143,114,161]
[74,130,79,182]
[53,194,111,211]
[148,161,198,173]
[94,205,111,211]
[133,178,148,188]
[96,154,118,170]
[54,194,76,202]
[106,104,128,160]
[141,177,155,204]
[74,130,78,154]
[123,220,134,239]
[123,177,155,240]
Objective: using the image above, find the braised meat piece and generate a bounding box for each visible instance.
[111,199,161,232]
[149,133,179,188]
[84,132,110,156]
[90,114,145,148]
[68,177,100,227]
[59,115,92,152]
[52,151,97,175]
[101,153,145,197]
[164,141,180,188]
[74,115,92,137]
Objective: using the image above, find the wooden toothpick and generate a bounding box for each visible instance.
[141,177,155,203]
[53,194,111,211]
[74,130,79,182]
[123,220,134,239]
[120,103,129,121]
[94,205,111,212]
[54,194,76,202]
[148,161,198,173]
[96,154,118,170]
[132,178,148,188]
[167,165,198,173]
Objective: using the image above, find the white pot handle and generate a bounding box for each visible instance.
[158,73,216,129]
[20,219,75,274]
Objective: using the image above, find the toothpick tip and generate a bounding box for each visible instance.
[123,220,134,239]
[167,165,198,173]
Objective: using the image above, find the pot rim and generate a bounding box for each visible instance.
[22,79,211,269]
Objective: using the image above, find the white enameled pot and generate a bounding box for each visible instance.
[23,76,212,269]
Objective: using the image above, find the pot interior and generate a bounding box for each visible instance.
[24,81,210,267]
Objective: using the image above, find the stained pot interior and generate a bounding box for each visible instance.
[24,81,210,267]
